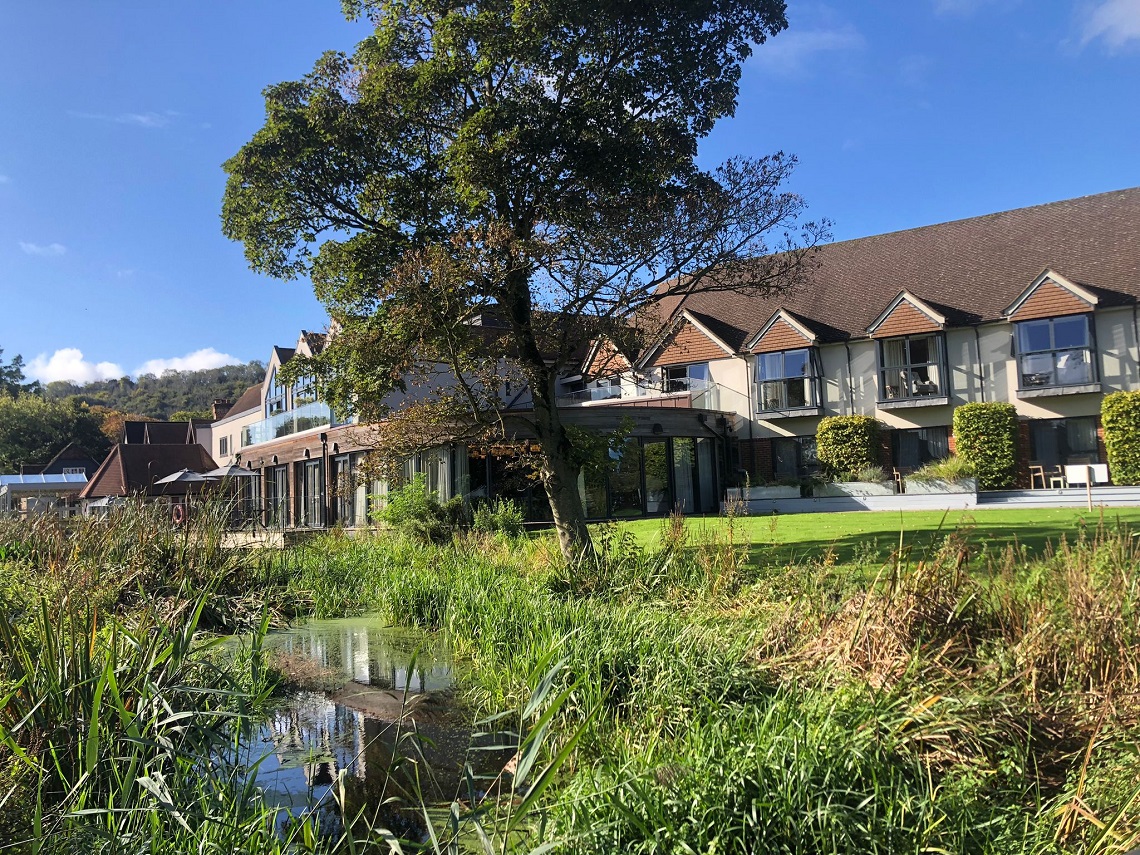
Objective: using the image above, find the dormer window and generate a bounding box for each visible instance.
[878,334,946,400]
[756,348,819,411]
[1015,315,1094,389]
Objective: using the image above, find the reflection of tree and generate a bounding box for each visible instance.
[643,440,669,498]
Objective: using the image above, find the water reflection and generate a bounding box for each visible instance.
[248,615,508,831]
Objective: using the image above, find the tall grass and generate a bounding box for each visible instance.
[277,519,1140,854]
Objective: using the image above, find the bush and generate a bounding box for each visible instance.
[952,403,1018,490]
[908,455,975,484]
[1103,391,1140,485]
[472,497,526,538]
[815,416,880,478]
[374,475,466,543]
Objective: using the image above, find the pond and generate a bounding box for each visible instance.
[242,615,510,835]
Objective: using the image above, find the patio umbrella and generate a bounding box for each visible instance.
[154,469,211,485]
[202,465,259,479]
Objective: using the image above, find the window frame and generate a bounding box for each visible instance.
[1013,314,1097,390]
[755,347,821,412]
[265,368,287,417]
[664,362,710,393]
[877,333,948,402]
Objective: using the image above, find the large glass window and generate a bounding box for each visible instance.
[1030,417,1099,468]
[297,460,324,528]
[266,466,289,527]
[757,348,818,411]
[1016,316,1094,388]
[773,437,819,480]
[608,437,643,517]
[664,362,710,393]
[892,427,950,470]
[879,334,945,400]
[265,369,287,417]
[643,440,671,514]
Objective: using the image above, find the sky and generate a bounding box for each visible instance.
[1,1,1139,385]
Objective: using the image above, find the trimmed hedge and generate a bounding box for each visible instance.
[1102,391,1140,485]
[815,416,880,478]
[952,402,1018,490]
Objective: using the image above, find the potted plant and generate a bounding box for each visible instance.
[812,465,897,497]
[903,456,978,494]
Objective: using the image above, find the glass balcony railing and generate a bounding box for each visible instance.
[242,401,337,447]
[556,385,624,405]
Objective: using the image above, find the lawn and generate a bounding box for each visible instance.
[611,505,1140,568]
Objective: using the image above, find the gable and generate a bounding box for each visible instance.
[869,299,942,339]
[649,319,730,367]
[583,340,630,378]
[750,318,812,354]
[1006,277,1095,321]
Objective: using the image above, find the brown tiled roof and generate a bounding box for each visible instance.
[678,187,1140,349]
[80,443,218,498]
[224,384,262,419]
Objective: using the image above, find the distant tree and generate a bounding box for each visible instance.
[88,407,157,444]
[42,361,265,419]
[0,396,110,472]
[222,0,825,560]
[0,347,40,397]
[169,409,212,422]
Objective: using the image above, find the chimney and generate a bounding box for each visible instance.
[212,399,233,420]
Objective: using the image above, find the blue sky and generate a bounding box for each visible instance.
[1,1,1138,384]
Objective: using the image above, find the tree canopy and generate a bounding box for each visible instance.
[43,362,265,420]
[223,0,825,558]
[0,347,40,398]
[0,395,111,472]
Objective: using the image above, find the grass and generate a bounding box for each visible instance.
[614,506,1140,568]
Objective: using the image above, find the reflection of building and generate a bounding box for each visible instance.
[217,188,1140,517]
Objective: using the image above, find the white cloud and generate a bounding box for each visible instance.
[27,349,124,384]
[68,110,177,129]
[19,241,67,257]
[134,348,242,376]
[1082,0,1140,48]
[750,25,865,74]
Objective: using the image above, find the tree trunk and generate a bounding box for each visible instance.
[530,383,592,563]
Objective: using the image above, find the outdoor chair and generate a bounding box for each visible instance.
[1048,466,1067,489]
[1029,464,1046,490]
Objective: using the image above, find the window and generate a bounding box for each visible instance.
[756,348,818,411]
[265,369,287,417]
[879,334,945,400]
[1030,417,1099,468]
[773,437,819,480]
[1015,315,1094,388]
[218,436,230,456]
[62,467,85,476]
[665,362,710,392]
[292,376,317,408]
[892,427,950,470]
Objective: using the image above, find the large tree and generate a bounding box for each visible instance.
[222,0,825,559]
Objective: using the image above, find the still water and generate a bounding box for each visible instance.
[243,615,506,831]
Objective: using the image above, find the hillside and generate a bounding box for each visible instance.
[43,361,266,420]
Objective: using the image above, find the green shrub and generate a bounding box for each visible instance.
[472,497,526,538]
[1103,391,1140,485]
[374,475,466,543]
[908,455,975,484]
[815,416,880,477]
[952,403,1018,490]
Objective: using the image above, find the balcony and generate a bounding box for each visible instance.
[556,385,624,406]
[242,401,336,447]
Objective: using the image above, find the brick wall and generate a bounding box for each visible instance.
[738,438,774,484]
